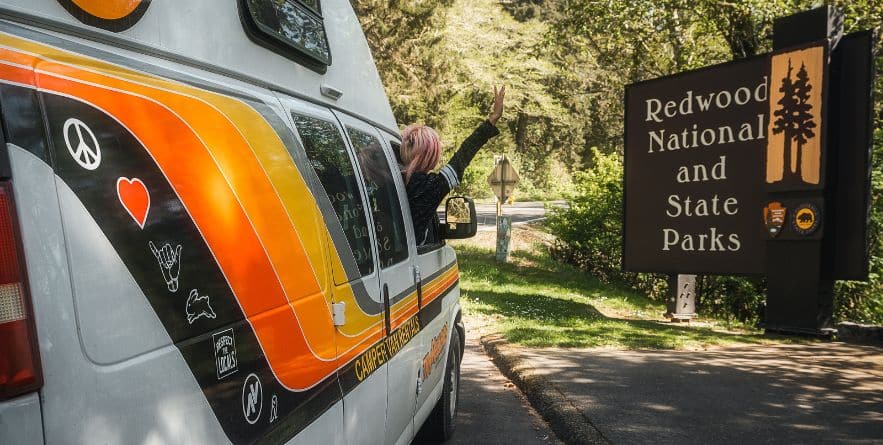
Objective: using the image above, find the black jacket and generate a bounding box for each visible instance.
[406,120,500,247]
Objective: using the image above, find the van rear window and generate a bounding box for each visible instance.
[242,0,331,67]
[293,113,374,277]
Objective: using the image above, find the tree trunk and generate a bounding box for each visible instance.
[782,134,793,179]
[796,141,803,180]
[725,11,759,60]
[515,112,528,152]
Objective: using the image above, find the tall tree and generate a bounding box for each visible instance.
[772,59,797,178]
[772,60,816,179]
[791,62,816,178]
[350,0,455,127]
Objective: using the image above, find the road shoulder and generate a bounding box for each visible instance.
[414,331,560,444]
[481,335,883,445]
[481,334,609,445]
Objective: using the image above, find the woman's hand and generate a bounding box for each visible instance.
[488,85,505,126]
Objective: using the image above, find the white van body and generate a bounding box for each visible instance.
[0,1,466,444]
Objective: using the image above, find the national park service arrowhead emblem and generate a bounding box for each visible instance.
[763,202,787,238]
[792,203,820,236]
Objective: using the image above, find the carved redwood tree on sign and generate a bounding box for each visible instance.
[766,45,824,186]
[771,59,816,181]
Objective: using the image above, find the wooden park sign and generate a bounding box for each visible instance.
[623,7,876,334]
[624,42,828,273]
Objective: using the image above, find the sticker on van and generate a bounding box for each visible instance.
[0,20,461,444]
[57,0,151,32]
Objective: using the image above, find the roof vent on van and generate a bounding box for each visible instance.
[239,0,332,74]
[320,84,343,100]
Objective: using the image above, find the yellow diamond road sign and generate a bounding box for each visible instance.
[487,157,519,202]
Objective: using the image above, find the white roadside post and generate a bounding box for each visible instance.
[487,156,519,263]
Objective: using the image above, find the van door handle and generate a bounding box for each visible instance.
[414,266,423,324]
[382,283,391,335]
[414,266,422,309]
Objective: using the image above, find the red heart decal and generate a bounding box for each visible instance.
[117,177,150,229]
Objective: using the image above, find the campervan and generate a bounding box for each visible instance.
[0,1,475,444]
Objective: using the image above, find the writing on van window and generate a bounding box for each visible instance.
[293,114,374,277]
[245,0,330,65]
[346,127,409,269]
[148,241,182,292]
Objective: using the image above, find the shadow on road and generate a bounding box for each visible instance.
[412,338,558,445]
[515,343,883,444]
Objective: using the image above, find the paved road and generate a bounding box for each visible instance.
[413,336,559,445]
[512,343,883,444]
[438,201,566,231]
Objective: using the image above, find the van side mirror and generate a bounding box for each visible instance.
[441,196,477,240]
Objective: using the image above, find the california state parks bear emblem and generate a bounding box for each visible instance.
[792,203,820,236]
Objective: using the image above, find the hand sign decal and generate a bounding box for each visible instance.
[186,289,216,324]
[149,241,182,292]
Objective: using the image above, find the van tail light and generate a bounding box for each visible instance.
[0,181,42,400]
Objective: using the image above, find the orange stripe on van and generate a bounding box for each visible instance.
[390,265,459,328]
[0,34,387,341]
[0,53,340,390]
[0,37,419,388]
[38,74,339,389]
[0,36,353,356]
[33,57,340,358]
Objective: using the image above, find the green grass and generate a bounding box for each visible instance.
[456,244,795,349]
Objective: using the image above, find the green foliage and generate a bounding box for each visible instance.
[546,148,627,284]
[834,67,883,324]
[355,0,883,323]
[544,0,883,325]
[350,0,455,128]
[352,0,581,200]
[546,150,767,322]
[831,0,883,324]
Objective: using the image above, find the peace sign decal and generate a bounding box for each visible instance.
[63,118,102,170]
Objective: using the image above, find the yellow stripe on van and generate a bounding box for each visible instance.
[0,33,385,358]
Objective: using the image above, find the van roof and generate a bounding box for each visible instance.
[0,0,399,134]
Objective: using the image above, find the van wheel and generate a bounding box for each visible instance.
[418,329,462,443]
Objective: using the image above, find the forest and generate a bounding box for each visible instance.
[350,0,883,324]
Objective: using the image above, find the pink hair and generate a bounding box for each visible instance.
[400,124,441,184]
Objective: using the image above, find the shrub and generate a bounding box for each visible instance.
[547,149,796,325]
[547,148,667,302]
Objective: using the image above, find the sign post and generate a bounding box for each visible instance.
[496,216,512,263]
[665,274,697,322]
[621,6,874,336]
[488,156,519,263]
[762,6,872,335]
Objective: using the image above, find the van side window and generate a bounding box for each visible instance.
[241,0,331,67]
[345,127,409,269]
[293,113,373,276]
